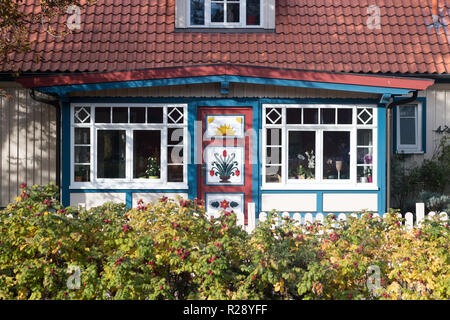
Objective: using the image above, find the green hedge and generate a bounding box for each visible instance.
[0,183,449,300]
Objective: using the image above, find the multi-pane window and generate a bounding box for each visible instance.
[396,103,423,154]
[189,0,261,27]
[71,104,187,187]
[263,104,377,188]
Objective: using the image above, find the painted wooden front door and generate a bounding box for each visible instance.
[197,107,253,224]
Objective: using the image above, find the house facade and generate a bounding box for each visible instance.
[1,1,449,223]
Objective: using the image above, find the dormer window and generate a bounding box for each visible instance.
[190,0,260,26]
[176,0,275,29]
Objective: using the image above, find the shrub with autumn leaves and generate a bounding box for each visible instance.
[0,183,449,300]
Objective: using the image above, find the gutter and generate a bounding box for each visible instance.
[385,91,418,211]
[29,89,61,197]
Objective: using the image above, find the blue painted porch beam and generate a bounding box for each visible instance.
[36,75,413,96]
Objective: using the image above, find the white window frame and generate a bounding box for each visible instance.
[186,0,264,28]
[396,102,423,154]
[262,104,379,191]
[70,103,188,190]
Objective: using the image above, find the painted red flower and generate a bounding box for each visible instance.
[235,169,240,176]
[210,170,215,176]
[222,150,227,157]
[220,200,230,209]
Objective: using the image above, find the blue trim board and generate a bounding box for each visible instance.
[377,105,387,213]
[37,75,414,97]
[126,192,132,209]
[61,102,71,207]
[253,100,261,216]
[316,191,324,213]
[67,97,381,105]
[188,102,198,200]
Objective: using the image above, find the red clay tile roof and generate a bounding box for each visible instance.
[3,0,450,74]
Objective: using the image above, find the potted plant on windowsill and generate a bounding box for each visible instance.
[297,164,306,180]
[75,166,87,182]
[296,150,315,180]
[144,156,160,179]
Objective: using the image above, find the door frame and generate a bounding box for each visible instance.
[197,106,254,223]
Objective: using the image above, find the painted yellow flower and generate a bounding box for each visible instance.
[14,196,22,203]
[215,124,235,136]
[44,211,50,216]
[208,117,214,124]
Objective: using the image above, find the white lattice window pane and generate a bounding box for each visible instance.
[265,166,282,183]
[286,108,302,124]
[168,107,184,124]
[147,107,163,123]
[357,108,373,125]
[265,108,282,124]
[74,107,91,124]
[357,129,373,183]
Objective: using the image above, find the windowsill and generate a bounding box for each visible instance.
[261,184,380,191]
[70,183,189,190]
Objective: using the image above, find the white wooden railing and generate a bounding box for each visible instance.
[237,202,449,233]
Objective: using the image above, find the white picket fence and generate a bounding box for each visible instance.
[238,202,448,233]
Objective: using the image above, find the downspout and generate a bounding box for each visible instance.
[30,89,61,197]
[385,90,418,210]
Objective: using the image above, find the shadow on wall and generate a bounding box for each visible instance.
[0,87,57,207]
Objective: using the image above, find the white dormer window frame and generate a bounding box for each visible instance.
[175,0,275,29]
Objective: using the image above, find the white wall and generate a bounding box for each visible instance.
[70,192,126,209]
[409,83,450,163]
[261,193,316,212]
[323,193,378,212]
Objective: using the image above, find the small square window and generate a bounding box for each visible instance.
[148,107,164,123]
[286,108,302,124]
[168,165,184,182]
[320,108,335,124]
[266,108,282,124]
[266,128,282,145]
[74,107,91,124]
[112,107,128,123]
[265,166,282,183]
[74,128,90,144]
[95,107,111,123]
[130,107,146,123]
[338,109,353,124]
[303,108,318,124]
[168,128,184,145]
